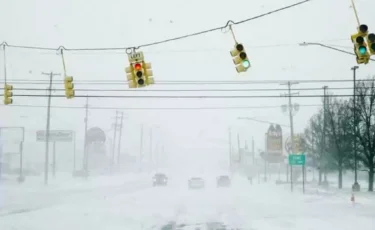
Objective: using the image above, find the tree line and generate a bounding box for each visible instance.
[304,76,375,192]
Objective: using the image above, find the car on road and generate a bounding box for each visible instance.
[216,175,231,187]
[152,173,168,186]
[188,177,205,189]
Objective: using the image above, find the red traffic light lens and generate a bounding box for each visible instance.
[134,63,142,70]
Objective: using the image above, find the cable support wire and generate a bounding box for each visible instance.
[0,0,311,52]
[0,87,360,92]
[0,78,371,85]
[0,104,322,110]
[0,94,369,98]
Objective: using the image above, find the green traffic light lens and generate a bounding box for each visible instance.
[359,46,367,55]
[242,60,250,68]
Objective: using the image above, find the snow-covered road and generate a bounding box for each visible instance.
[0,175,374,230]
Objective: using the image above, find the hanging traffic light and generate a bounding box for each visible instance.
[367,33,375,55]
[64,76,75,99]
[351,24,370,64]
[133,62,146,87]
[3,84,13,105]
[126,51,155,88]
[230,43,250,73]
[144,62,155,85]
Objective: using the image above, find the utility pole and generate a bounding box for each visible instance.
[117,112,124,167]
[228,127,232,171]
[139,124,144,171]
[41,72,60,185]
[237,133,241,162]
[322,86,328,185]
[111,111,119,171]
[351,66,360,192]
[252,136,255,163]
[281,81,299,192]
[149,128,153,164]
[83,96,89,176]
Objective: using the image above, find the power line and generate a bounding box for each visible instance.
[0,94,368,98]
[0,0,311,52]
[0,104,322,110]
[24,39,349,55]
[0,78,371,85]
[1,87,359,92]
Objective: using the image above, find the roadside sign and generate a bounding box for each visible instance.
[288,154,306,165]
[36,130,73,142]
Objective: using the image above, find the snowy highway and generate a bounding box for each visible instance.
[1,174,374,230]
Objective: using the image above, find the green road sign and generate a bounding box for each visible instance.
[288,154,306,165]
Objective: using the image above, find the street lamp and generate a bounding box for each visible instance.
[300,42,375,61]
[351,66,360,192]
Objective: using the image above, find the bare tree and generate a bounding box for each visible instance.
[354,77,375,191]
[304,108,325,184]
[325,97,353,189]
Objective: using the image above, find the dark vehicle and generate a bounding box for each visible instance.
[153,173,168,186]
[216,175,231,187]
[188,177,205,189]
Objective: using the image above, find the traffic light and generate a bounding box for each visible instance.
[230,43,250,73]
[64,76,75,99]
[133,62,146,87]
[351,24,370,64]
[144,62,155,85]
[367,33,375,55]
[3,84,13,105]
[126,51,155,88]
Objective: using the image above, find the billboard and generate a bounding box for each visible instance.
[36,130,73,142]
[266,124,283,154]
[262,124,283,163]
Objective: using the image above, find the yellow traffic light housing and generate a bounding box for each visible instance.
[126,51,155,88]
[3,84,13,105]
[144,62,155,85]
[367,33,375,55]
[351,24,370,64]
[64,76,75,99]
[230,43,250,73]
[133,62,146,87]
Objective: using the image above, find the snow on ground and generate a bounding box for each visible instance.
[0,172,151,216]
[0,173,374,230]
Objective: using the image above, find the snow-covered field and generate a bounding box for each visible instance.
[0,173,374,230]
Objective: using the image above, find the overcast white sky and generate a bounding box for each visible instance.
[1,0,375,169]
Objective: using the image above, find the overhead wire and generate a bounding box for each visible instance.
[0,78,370,85]
[0,0,312,52]
[0,104,322,110]
[0,94,368,98]
[17,39,349,56]
[0,87,359,92]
